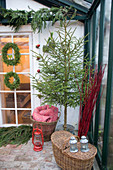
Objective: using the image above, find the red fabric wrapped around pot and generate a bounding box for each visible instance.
[33,105,58,122]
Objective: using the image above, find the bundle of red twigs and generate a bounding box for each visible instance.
[75,65,106,138]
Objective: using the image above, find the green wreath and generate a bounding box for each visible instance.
[2,43,21,66]
[4,71,20,90]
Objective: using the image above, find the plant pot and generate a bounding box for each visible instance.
[56,124,75,135]
[30,112,61,142]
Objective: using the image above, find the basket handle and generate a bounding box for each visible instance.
[62,135,80,151]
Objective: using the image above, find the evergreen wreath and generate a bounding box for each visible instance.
[4,71,20,90]
[2,43,21,66]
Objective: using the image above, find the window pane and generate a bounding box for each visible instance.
[97,0,111,153]
[17,93,31,108]
[0,74,19,91]
[17,74,30,90]
[2,110,16,124]
[95,5,100,65]
[108,86,113,169]
[13,35,29,53]
[0,93,14,108]
[0,55,13,72]
[0,74,30,91]
[0,74,11,91]
[0,36,12,54]
[70,0,91,9]
[18,110,31,124]
[15,55,30,72]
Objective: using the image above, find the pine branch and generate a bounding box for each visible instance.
[0,125,32,147]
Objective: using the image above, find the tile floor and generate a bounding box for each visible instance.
[0,139,99,170]
[0,139,60,170]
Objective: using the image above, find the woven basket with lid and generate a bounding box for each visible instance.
[51,131,97,170]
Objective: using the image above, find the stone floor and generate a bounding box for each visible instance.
[0,139,99,170]
[0,139,61,170]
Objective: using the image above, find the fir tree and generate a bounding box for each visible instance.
[32,10,88,130]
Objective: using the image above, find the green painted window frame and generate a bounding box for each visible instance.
[85,0,113,169]
[0,0,6,8]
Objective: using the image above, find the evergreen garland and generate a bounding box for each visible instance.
[0,6,76,32]
[2,43,21,66]
[0,125,32,147]
[4,71,20,90]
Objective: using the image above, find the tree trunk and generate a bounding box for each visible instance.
[63,19,68,131]
[63,103,67,130]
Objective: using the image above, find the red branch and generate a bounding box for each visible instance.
[75,65,106,138]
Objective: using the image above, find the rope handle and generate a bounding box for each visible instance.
[62,135,80,151]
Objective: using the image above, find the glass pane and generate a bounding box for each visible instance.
[13,35,29,53]
[2,110,16,124]
[0,74,18,91]
[108,86,113,169]
[17,93,31,108]
[95,5,101,65]
[0,74,30,91]
[0,55,13,72]
[17,74,30,90]
[0,74,11,91]
[15,55,30,72]
[69,0,91,9]
[0,36,12,54]
[0,93,14,108]
[90,16,93,60]
[97,0,111,152]
[18,110,31,124]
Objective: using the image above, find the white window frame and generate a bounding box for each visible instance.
[0,33,33,127]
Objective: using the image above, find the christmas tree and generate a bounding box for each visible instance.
[32,7,88,130]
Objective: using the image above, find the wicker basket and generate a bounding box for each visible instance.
[51,131,97,170]
[30,112,61,142]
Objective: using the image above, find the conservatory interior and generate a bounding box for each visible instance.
[0,0,113,170]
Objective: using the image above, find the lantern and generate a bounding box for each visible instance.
[32,127,44,152]
[80,136,89,152]
[69,136,78,152]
